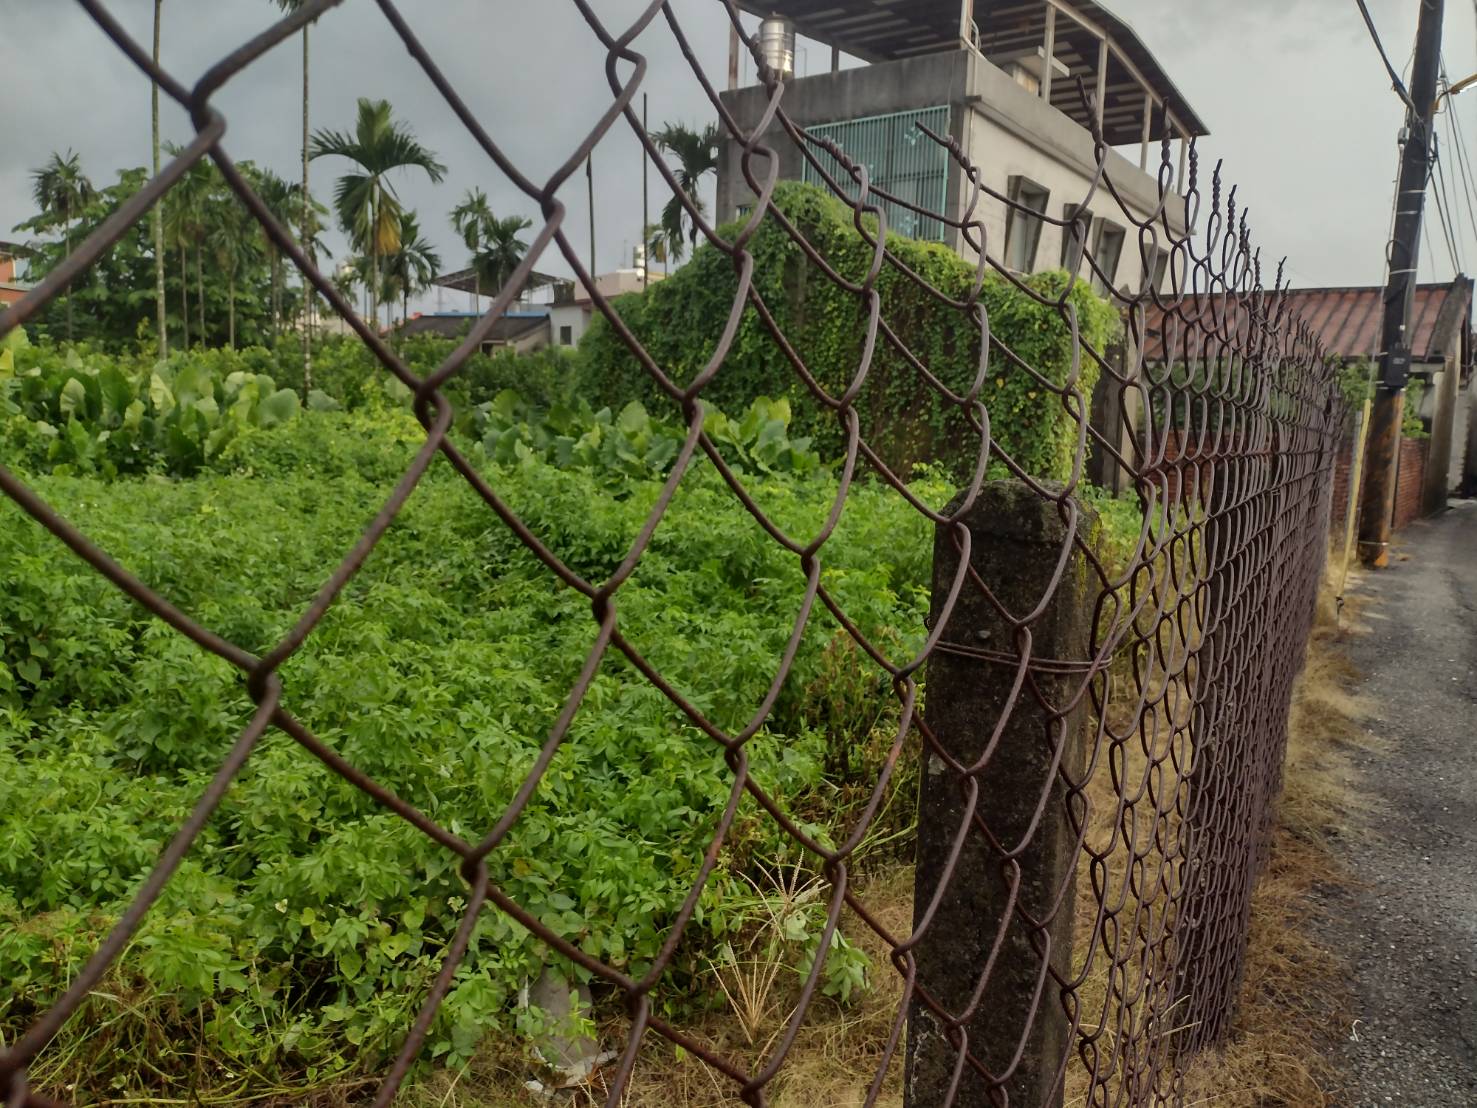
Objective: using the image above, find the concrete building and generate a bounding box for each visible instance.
[0,241,31,308]
[717,1,1208,295]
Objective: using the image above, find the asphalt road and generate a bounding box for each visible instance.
[1324,500,1477,1106]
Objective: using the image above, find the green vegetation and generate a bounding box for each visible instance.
[581,181,1121,481]
[0,179,1142,1100]
[1,329,305,478]
[0,398,935,1098]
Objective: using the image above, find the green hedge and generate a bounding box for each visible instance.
[577,181,1120,481]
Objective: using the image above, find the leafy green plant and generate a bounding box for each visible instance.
[1402,375,1429,439]
[1,341,301,477]
[0,409,935,1100]
[473,390,821,481]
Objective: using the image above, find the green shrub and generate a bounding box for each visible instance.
[2,338,301,477]
[0,410,939,1098]
[576,181,1120,481]
[471,390,822,480]
[268,334,581,415]
[1402,375,1429,439]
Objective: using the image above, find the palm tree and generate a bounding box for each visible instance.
[473,214,532,301]
[450,187,493,314]
[383,211,441,334]
[273,0,318,392]
[207,196,262,349]
[252,168,297,339]
[311,97,446,328]
[163,148,214,346]
[646,221,674,277]
[152,0,168,356]
[29,150,97,341]
[653,122,719,266]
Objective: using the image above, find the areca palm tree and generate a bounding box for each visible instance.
[29,150,97,341]
[383,210,441,333]
[152,0,167,355]
[207,197,262,349]
[252,168,298,339]
[311,97,446,328]
[653,122,719,266]
[472,214,532,300]
[273,0,318,390]
[450,187,493,313]
[163,148,215,346]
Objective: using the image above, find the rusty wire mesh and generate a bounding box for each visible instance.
[0,2,1342,1105]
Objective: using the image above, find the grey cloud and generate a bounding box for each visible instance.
[3,0,1475,298]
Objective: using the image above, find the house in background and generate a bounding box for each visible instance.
[1282,278,1473,525]
[412,266,665,354]
[0,241,31,308]
[716,0,1209,295]
[1143,276,1473,527]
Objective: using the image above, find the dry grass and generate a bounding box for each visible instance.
[1176,570,1376,1107]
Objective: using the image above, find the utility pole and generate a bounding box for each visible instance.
[642,92,649,291]
[1358,0,1444,567]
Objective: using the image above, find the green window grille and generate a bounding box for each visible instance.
[801,106,951,242]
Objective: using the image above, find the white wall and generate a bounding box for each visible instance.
[550,303,591,349]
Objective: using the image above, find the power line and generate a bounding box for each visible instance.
[1431,140,1464,274]
[1429,137,1464,274]
[1440,92,1477,268]
[1440,63,1477,256]
[1354,0,1424,116]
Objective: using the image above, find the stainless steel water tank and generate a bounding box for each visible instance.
[758,16,796,80]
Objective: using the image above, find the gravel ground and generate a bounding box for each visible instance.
[1321,499,1477,1106]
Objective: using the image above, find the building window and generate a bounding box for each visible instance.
[1090,219,1126,297]
[1004,176,1050,273]
[1148,247,1170,293]
[1060,204,1089,271]
[559,324,574,347]
[800,105,951,241]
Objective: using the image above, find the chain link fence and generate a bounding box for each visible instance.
[1,2,1341,1105]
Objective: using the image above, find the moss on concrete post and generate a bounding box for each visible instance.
[905,481,1098,1108]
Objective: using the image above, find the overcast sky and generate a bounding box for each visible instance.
[4,0,1477,309]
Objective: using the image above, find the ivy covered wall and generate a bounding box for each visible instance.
[577,182,1120,481]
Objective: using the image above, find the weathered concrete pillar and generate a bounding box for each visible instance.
[905,481,1098,1108]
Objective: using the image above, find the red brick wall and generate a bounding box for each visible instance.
[1172,429,1428,533]
[1393,436,1429,529]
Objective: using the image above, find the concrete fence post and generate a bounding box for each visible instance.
[905,481,1099,1108]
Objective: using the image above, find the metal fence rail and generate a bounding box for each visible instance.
[0,2,1341,1106]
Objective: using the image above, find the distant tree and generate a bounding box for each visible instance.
[383,210,442,332]
[473,214,532,300]
[22,150,97,340]
[311,98,446,329]
[19,159,281,350]
[208,192,262,349]
[253,168,292,339]
[272,0,319,391]
[163,149,215,346]
[450,186,493,313]
[653,122,719,265]
[152,0,167,355]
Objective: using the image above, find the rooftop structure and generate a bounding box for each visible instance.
[733,0,1208,149]
[717,0,1207,297]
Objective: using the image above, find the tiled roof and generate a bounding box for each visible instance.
[1142,277,1472,364]
[1278,280,1471,361]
